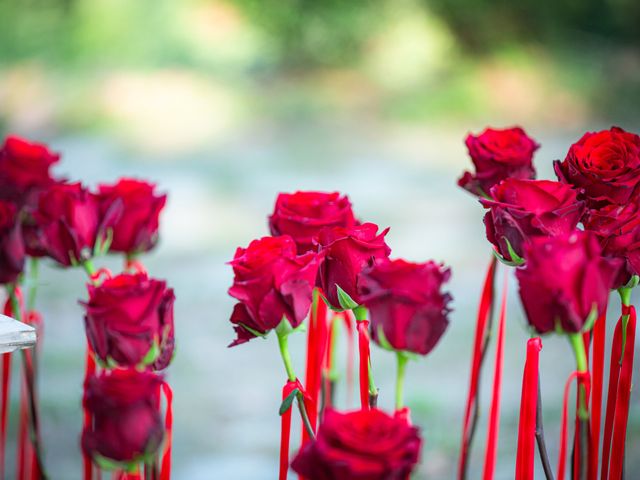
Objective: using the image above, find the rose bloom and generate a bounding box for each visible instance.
[97,178,167,254]
[554,126,640,207]
[0,135,59,207]
[269,191,356,253]
[228,235,321,346]
[516,231,622,334]
[0,201,25,284]
[458,126,539,197]
[316,223,391,310]
[82,369,164,465]
[82,272,175,370]
[480,179,585,261]
[359,259,451,355]
[291,408,422,480]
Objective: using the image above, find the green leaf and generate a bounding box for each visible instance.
[279,388,299,415]
[336,285,359,310]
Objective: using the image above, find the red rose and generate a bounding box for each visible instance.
[458,127,538,197]
[269,191,357,253]
[82,369,164,465]
[359,259,451,355]
[97,178,167,254]
[0,135,60,207]
[82,272,175,370]
[228,235,321,347]
[32,182,114,266]
[554,126,640,207]
[480,179,585,261]
[316,223,391,310]
[0,201,25,284]
[291,408,422,480]
[583,200,640,287]
[516,231,622,334]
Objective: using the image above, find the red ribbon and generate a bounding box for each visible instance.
[344,312,354,407]
[557,371,590,480]
[481,271,507,480]
[160,382,173,480]
[515,337,542,480]
[458,256,496,479]
[608,305,636,480]
[588,311,607,480]
[279,379,308,480]
[356,320,371,410]
[83,345,97,480]
[601,314,623,480]
[0,352,9,479]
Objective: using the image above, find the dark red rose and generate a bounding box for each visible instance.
[516,231,622,334]
[82,272,175,370]
[583,199,640,287]
[359,259,451,355]
[228,235,321,347]
[97,178,167,254]
[82,369,164,465]
[291,408,422,480]
[458,127,538,197]
[0,201,25,284]
[480,179,586,261]
[0,135,60,207]
[554,127,640,207]
[32,182,113,266]
[316,223,391,310]
[269,191,357,253]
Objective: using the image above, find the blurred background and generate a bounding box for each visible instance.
[1,0,639,478]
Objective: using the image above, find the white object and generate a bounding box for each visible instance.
[0,314,36,354]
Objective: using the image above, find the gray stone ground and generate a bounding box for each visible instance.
[4,121,640,478]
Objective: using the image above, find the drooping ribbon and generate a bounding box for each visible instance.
[343,311,354,407]
[588,311,607,480]
[356,320,371,410]
[481,270,507,480]
[458,255,497,479]
[279,379,309,480]
[83,344,97,480]
[160,382,173,480]
[601,314,623,480]
[558,371,590,480]
[515,337,542,480]
[0,351,9,479]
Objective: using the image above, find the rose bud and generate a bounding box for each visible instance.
[359,259,452,355]
[32,182,115,266]
[228,235,321,347]
[0,201,25,284]
[516,231,622,334]
[0,135,60,207]
[82,369,164,466]
[316,223,391,310]
[268,191,357,253]
[583,199,640,287]
[554,126,640,207]
[291,408,422,480]
[480,179,586,262]
[82,272,175,370]
[458,126,539,197]
[97,178,167,255]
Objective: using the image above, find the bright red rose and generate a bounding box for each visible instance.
[82,272,175,370]
[0,135,60,206]
[480,179,585,261]
[316,223,391,310]
[458,127,538,197]
[82,369,164,465]
[516,231,622,334]
[291,408,422,480]
[228,235,321,346]
[97,178,167,254]
[269,191,357,253]
[554,126,640,207]
[359,259,451,355]
[0,201,25,284]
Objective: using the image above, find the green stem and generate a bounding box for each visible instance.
[395,352,409,410]
[618,286,633,365]
[277,331,296,382]
[328,315,340,382]
[568,333,589,420]
[26,257,39,312]
[353,305,367,322]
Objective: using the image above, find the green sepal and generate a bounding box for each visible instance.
[493,237,524,267]
[240,323,269,339]
[336,285,359,310]
[279,388,299,415]
[139,340,161,368]
[581,304,599,333]
[623,274,640,290]
[94,228,113,257]
[375,326,420,360]
[275,317,306,338]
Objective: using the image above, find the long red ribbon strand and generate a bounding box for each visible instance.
[601,315,623,480]
[344,311,354,407]
[356,320,371,410]
[0,352,9,479]
[83,345,96,480]
[515,337,542,480]
[589,311,607,480]
[481,271,507,480]
[458,256,496,479]
[608,305,636,480]
[557,371,590,480]
[160,382,173,480]
[279,379,307,480]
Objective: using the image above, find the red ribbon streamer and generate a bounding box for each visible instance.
[601,314,623,480]
[160,382,173,480]
[83,345,97,480]
[589,311,607,480]
[344,312,354,406]
[481,271,507,480]
[279,379,307,480]
[458,256,496,479]
[608,305,636,480]
[356,320,371,410]
[515,337,542,480]
[0,352,9,479]
[557,371,590,480]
